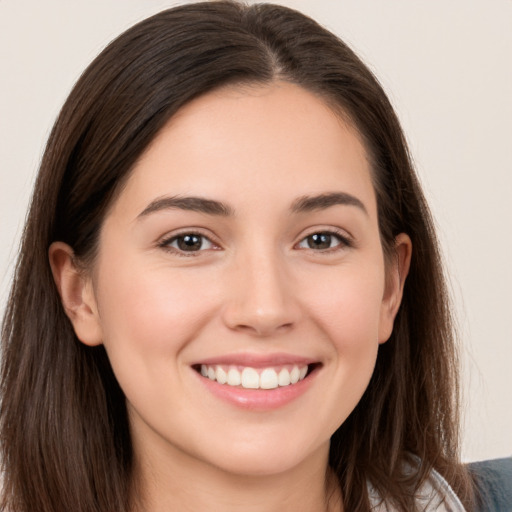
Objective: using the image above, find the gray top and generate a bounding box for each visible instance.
[368,457,512,511]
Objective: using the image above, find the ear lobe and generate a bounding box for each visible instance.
[378,233,412,344]
[49,242,103,346]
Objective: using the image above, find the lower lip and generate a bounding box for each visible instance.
[194,368,318,410]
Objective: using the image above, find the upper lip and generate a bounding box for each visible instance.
[192,352,319,368]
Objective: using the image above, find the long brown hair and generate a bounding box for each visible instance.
[1,2,475,511]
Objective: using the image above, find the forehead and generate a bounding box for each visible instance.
[110,81,376,220]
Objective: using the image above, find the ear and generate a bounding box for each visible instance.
[378,233,412,344]
[49,242,103,346]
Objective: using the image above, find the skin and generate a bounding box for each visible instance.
[50,82,411,512]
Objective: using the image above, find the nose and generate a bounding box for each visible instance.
[222,250,299,337]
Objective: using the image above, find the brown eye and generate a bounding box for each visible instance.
[297,231,349,251]
[177,234,203,251]
[306,233,333,249]
[164,233,215,252]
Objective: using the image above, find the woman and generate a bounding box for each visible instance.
[0,2,480,511]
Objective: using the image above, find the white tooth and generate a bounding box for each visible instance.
[299,365,308,380]
[260,368,278,389]
[200,364,208,377]
[207,366,216,380]
[278,368,291,386]
[215,366,227,384]
[290,366,300,384]
[227,367,241,386]
[241,367,259,389]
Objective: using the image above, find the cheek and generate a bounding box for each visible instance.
[92,259,224,426]
[305,262,386,347]
[93,256,220,363]
[301,262,385,420]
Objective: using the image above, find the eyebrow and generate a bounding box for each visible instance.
[291,192,367,215]
[137,191,367,220]
[137,195,234,218]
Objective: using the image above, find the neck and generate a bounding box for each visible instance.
[131,439,342,512]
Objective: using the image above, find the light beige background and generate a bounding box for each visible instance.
[1,0,511,462]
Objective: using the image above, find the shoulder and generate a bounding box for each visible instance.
[468,457,512,512]
[368,457,512,511]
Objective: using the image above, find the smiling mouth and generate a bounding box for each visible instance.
[193,363,320,390]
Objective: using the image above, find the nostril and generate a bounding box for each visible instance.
[230,320,294,337]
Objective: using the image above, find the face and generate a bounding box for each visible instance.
[63,82,408,478]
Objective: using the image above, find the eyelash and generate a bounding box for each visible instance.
[158,228,353,257]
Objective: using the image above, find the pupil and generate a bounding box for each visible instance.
[178,235,202,251]
[308,233,331,249]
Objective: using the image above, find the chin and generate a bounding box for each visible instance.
[197,432,330,478]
